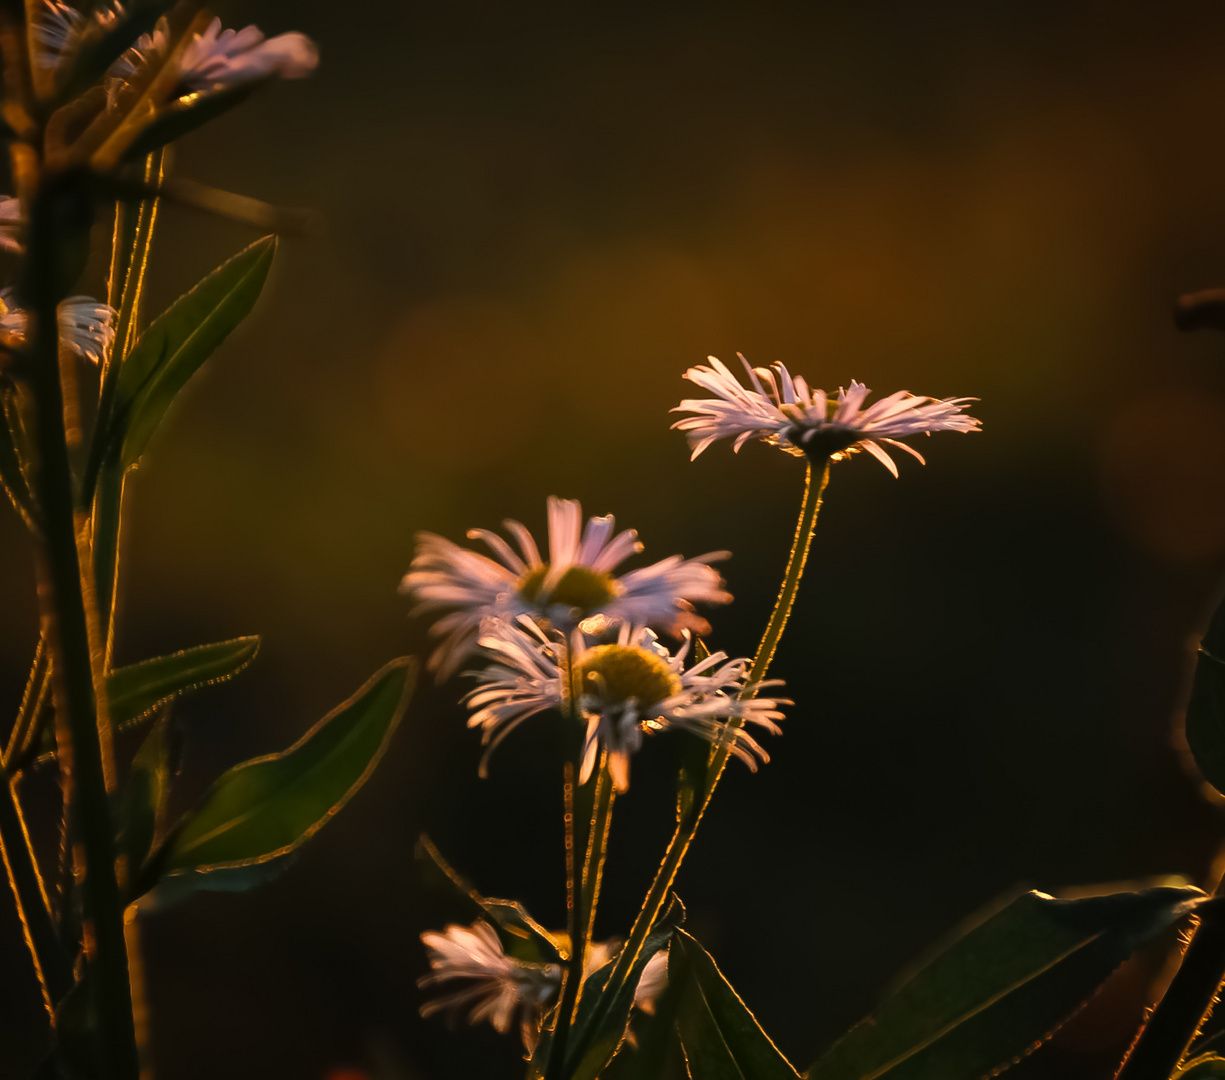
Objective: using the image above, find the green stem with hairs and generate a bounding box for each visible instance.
[569,460,829,1073]
[546,726,615,1080]
[25,177,138,1080]
[0,771,73,1012]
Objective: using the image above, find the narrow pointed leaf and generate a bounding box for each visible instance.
[113,235,277,468]
[672,930,799,1080]
[107,636,261,730]
[417,834,566,964]
[603,960,689,1080]
[807,885,1204,1080]
[564,895,687,1080]
[161,657,414,877]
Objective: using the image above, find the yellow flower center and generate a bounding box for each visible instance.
[575,644,681,708]
[517,564,617,614]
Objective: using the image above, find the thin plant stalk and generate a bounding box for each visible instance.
[547,744,614,1080]
[25,180,139,1080]
[0,772,73,1011]
[577,460,829,1057]
[4,634,49,769]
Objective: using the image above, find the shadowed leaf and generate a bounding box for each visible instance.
[603,957,688,1080]
[107,636,260,729]
[806,886,1204,1080]
[116,716,171,885]
[161,657,414,878]
[672,929,799,1080]
[563,895,686,1080]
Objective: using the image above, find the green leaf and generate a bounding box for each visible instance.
[417,834,567,965]
[112,235,277,468]
[138,856,300,912]
[116,716,171,884]
[1177,1054,1225,1078]
[806,885,1204,1080]
[603,960,689,1080]
[1187,596,1225,794]
[672,929,799,1080]
[564,895,687,1080]
[107,636,261,730]
[160,657,414,877]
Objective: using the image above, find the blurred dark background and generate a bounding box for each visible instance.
[9,0,1225,1076]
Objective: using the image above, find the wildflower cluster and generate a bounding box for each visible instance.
[406,362,980,1063]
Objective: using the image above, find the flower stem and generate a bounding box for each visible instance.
[547,759,584,1080]
[1114,891,1225,1080]
[572,460,829,1071]
[547,749,614,1080]
[25,178,138,1080]
[743,460,829,694]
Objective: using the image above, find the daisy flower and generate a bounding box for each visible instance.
[0,289,116,364]
[465,619,786,793]
[111,14,318,96]
[419,920,561,1052]
[401,497,731,680]
[672,353,980,476]
[419,921,669,1052]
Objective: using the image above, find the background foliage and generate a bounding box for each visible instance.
[7,1,1225,1077]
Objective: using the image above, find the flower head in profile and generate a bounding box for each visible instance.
[419,920,669,1052]
[401,497,731,680]
[419,921,560,1052]
[109,12,318,99]
[0,289,116,364]
[672,354,980,476]
[465,619,786,792]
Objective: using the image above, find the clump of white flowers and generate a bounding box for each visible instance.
[413,354,980,1068]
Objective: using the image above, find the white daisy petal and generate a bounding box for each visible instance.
[109,12,318,100]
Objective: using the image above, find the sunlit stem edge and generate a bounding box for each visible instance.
[1113,887,1225,1080]
[0,771,74,1011]
[546,695,615,1080]
[26,176,139,1080]
[567,459,829,1074]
